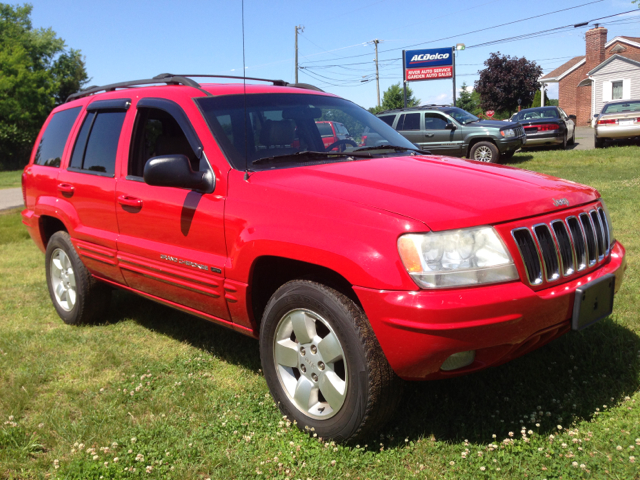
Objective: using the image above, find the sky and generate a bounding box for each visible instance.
[26,0,640,110]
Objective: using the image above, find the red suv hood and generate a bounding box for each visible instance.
[259,155,599,231]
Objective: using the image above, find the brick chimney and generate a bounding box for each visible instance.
[585,26,607,73]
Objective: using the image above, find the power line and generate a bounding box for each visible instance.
[301,0,606,65]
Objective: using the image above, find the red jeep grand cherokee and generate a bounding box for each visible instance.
[22,74,626,442]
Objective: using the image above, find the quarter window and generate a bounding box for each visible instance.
[69,111,126,175]
[612,81,623,100]
[34,107,81,167]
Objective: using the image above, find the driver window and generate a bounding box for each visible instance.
[424,113,449,130]
[129,107,202,178]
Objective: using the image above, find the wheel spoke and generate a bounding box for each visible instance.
[55,283,66,300]
[293,377,315,411]
[317,332,343,364]
[290,311,316,344]
[275,339,299,368]
[68,273,76,288]
[319,371,346,411]
[67,288,76,308]
[52,257,64,274]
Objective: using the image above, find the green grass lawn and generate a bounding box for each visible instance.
[0,170,23,190]
[1,147,639,479]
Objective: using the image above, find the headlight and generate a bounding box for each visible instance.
[500,129,516,138]
[397,227,519,289]
[600,200,615,247]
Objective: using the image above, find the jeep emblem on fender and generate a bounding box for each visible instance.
[553,198,569,207]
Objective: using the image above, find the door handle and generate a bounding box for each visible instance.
[118,195,143,208]
[424,134,435,137]
[57,183,74,195]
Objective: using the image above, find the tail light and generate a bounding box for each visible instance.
[21,170,28,206]
[598,119,616,125]
[536,124,560,131]
[360,135,367,146]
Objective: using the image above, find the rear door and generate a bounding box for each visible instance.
[115,97,230,321]
[395,112,422,146]
[56,99,130,283]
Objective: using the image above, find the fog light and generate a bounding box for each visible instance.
[440,350,476,371]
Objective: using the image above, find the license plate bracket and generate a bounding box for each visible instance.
[572,274,615,331]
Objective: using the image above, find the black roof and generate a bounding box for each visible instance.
[376,104,453,115]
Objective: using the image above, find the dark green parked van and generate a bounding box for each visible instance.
[374,105,526,163]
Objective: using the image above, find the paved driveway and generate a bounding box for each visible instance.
[572,126,594,150]
[0,188,23,211]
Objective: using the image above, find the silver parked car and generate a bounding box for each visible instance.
[595,100,640,148]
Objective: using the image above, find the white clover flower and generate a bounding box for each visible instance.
[617,446,623,451]
[557,425,563,430]
[449,461,455,466]
[572,462,578,467]
[480,466,486,471]
[93,455,99,460]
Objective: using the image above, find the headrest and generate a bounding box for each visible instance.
[260,120,295,146]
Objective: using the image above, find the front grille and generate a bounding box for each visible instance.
[511,207,611,286]
[515,125,525,136]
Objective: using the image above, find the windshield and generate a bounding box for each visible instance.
[512,107,559,122]
[602,101,640,114]
[440,107,479,125]
[196,93,416,170]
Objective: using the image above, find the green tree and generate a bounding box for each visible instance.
[456,83,482,115]
[368,82,420,113]
[529,89,550,108]
[474,52,542,114]
[0,3,89,170]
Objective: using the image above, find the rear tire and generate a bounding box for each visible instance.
[259,280,402,443]
[470,141,499,163]
[45,231,111,325]
[595,136,604,149]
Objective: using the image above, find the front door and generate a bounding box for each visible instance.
[115,99,230,321]
[421,113,462,156]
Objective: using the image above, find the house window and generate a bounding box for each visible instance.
[612,81,623,100]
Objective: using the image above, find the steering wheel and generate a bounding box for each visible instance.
[325,139,358,152]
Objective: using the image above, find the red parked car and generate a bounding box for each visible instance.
[316,120,356,151]
[22,74,627,442]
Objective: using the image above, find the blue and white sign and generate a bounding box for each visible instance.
[405,47,454,81]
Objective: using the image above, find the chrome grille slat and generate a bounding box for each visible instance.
[511,206,610,286]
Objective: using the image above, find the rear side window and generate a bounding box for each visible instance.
[378,115,395,127]
[69,111,126,176]
[34,107,81,167]
[317,123,334,137]
[396,113,420,131]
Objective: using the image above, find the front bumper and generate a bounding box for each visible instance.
[496,135,525,154]
[355,241,626,381]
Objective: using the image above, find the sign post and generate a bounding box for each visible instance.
[402,50,407,108]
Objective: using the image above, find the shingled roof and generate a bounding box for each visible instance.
[541,56,585,81]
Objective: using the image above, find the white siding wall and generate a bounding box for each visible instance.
[592,58,640,115]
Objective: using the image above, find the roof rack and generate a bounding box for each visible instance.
[65,73,323,103]
[377,104,454,115]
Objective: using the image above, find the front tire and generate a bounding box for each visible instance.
[568,128,575,146]
[45,231,111,325]
[259,280,402,442]
[470,141,499,163]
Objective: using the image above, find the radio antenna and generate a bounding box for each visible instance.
[242,0,250,181]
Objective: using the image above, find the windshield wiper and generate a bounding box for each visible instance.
[353,145,431,155]
[252,150,372,165]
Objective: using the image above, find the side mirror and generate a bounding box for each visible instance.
[445,123,456,130]
[143,155,215,193]
[569,115,577,121]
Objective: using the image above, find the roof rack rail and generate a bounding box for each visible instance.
[65,73,324,103]
[65,75,203,103]
[168,75,324,92]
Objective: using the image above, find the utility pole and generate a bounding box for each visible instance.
[295,25,304,83]
[373,39,380,107]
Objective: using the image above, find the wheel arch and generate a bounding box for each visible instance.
[249,255,362,329]
[39,215,68,248]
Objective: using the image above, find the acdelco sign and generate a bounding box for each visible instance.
[410,52,450,64]
[405,47,454,82]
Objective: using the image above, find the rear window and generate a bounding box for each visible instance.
[34,107,81,167]
[602,101,640,114]
[397,113,420,131]
[317,123,334,137]
[69,111,126,176]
